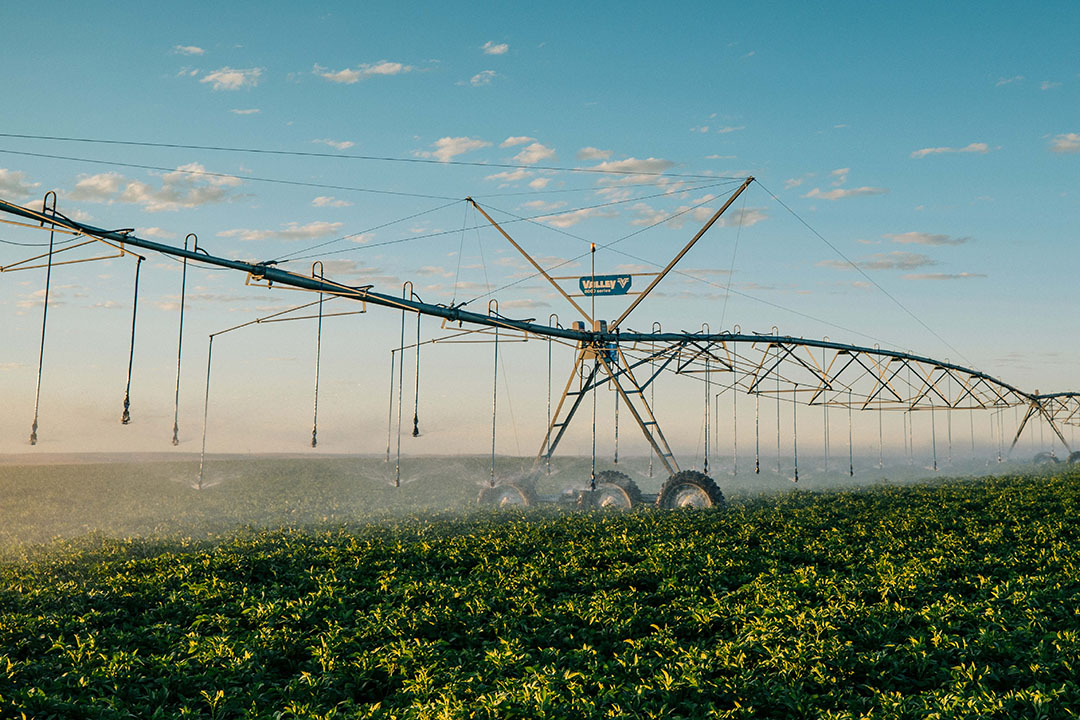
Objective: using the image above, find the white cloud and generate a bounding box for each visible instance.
[200,66,262,90]
[631,200,767,229]
[716,125,745,134]
[528,177,551,189]
[418,136,491,162]
[910,142,991,159]
[995,75,1024,86]
[706,154,735,160]
[230,108,260,115]
[514,142,556,165]
[691,126,709,133]
[485,169,531,183]
[803,186,888,200]
[500,136,535,148]
[313,61,413,84]
[577,147,612,161]
[70,164,243,212]
[174,45,205,56]
[587,157,676,177]
[521,200,567,212]
[218,220,344,242]
[313,138,355,151]
[1049,133,1080,153]
[784,177,804,189]
[536,206,616,228]
[470,70,496,86]
[417,265,453,277]
[312,196,352,207]
[481,41,509,55]
[0,168,41,199]
[883,231,969,246]
[817,251,936,271]
[1041,80,1062,91]
[69,172,127,202]
[903,272,987,281]
[139,227,178,239]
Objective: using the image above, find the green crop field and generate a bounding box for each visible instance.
[1,459,1079,718]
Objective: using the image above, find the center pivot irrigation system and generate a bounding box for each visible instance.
[2,178,1078,509]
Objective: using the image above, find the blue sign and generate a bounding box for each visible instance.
[579,274,633,296]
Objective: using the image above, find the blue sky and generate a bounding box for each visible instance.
[0,1,1077,460]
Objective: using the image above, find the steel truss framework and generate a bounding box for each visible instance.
[0,185,1074,466]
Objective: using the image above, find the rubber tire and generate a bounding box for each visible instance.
[1034,451,1061,465]
[1069,451,1080,465]
[580,470,644,509]
[656,470,726,509]
[478,482,537,507]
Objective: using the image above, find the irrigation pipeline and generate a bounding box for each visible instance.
[0,195,1065,433]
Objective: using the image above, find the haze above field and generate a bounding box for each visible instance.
[0,1,1077,458]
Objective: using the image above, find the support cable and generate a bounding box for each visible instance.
[395,282,410,488]
[792,384,800,483]
[732,385,738,476]
[385,349,396,463]
[757,180,971,365]
[197,336,214,491]
[310,262,325,448]
[755,393,761,474]
[171,234,193,445]
[931,406,938,471]
[490,302,499,488]
[848,388,854,477]
[120,256,144,425]
[28,192,56,445]
[614,385,620,465]
[412,305,421,438]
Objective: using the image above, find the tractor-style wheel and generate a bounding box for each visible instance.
[1034,451,1061,465]
[1069,451,1080,465]
[580,470,644,509]
[656,470,726,509]
[478,482,537,507]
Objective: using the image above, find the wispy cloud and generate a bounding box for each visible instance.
[910,142,991,159]
[312,196,352,208]
[884,231,969,246]
[577,147,612,161]
[313,138,355,151]
[69,164,243,212]
[716,125,745,134]
[803,186,888,200]
[417,136,491,162]
[784,177,804,189]
[500,136,535,148]
[470,70,496,86]
[481,41,509,55]
[229,108,260,115]
[1041,80,1062,90]
[173,45,205,56]
[218,220,344,242]
[587,157,675,175]
[536,206,616,228]
[995,75,1024,86]
[903,272,987,280]
[313,61,413,84]
[1049,133,1080,153]
[817,251,936,271]
[0,168,41,199]
[485,169,531,183]
[830,167,849,186]
[200,67,262,90]
[514,142,556,164]
[139,227,177,239]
